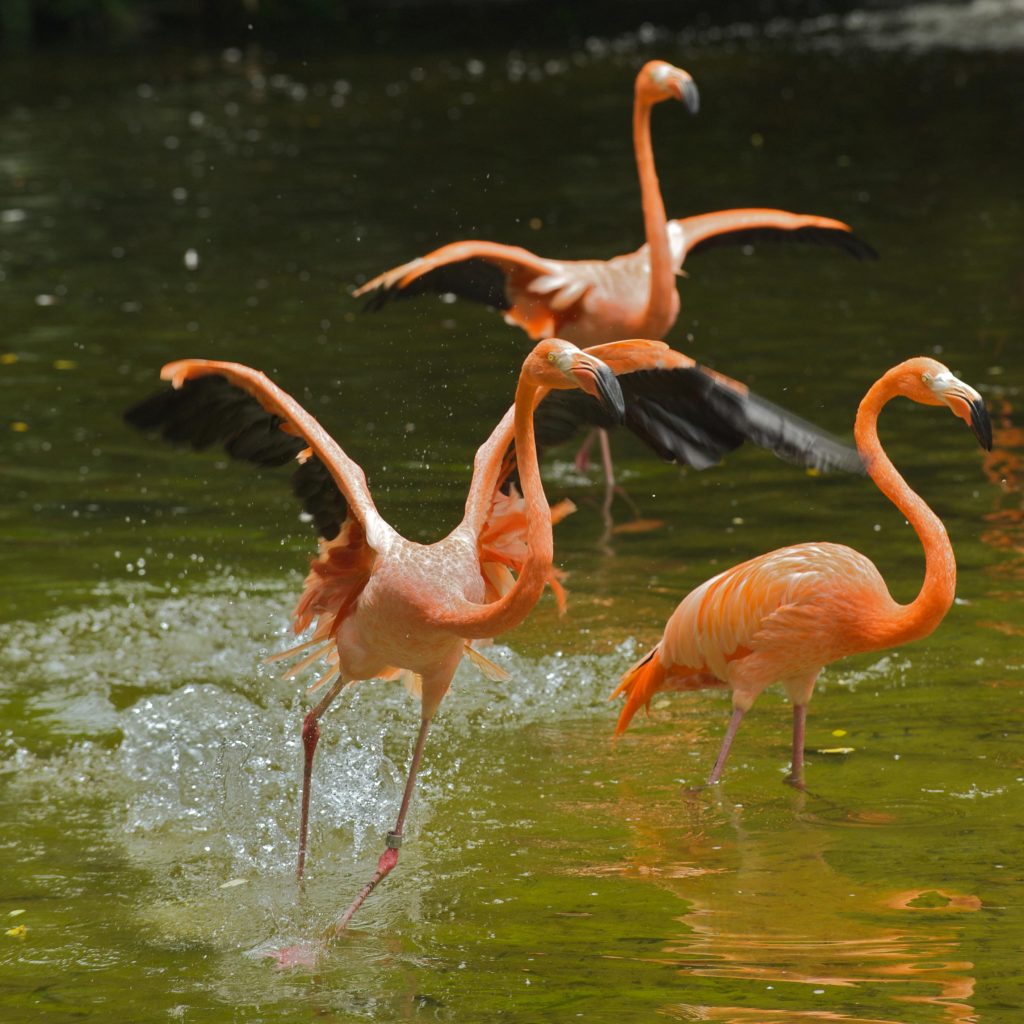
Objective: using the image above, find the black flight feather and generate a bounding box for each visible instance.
[362,257,510,312]
[686,225,879,261]
[124,374,350,541]
[502,363,863,491]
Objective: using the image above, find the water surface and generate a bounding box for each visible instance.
[1,15,1022,1023]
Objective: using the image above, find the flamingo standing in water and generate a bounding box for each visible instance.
[355,60,876,499]
[125,336,863,936]
[612,357,992,787]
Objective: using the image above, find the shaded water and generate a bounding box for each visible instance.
[2,13,1023,1023]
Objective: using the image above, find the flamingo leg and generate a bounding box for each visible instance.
[574,428,598,475]
[708,706,746,785]
[297,676,347,881]
[787,703,807,789]
[328,714,434,934]
[596,428,641,532]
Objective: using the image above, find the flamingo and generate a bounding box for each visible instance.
[125,338,625,934]
[354,60,876,504]
[611,357,992,787]
[123,336,864,937]
[355,60,876,344]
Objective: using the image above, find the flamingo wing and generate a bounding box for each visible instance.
[124,360,389,548]
[354,240,558,313]
[514,339,863,476]
[661,543,885,680]
[674,209,878,262]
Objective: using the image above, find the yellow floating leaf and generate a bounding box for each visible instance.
[831,728,848,737]
[0,353,17,365]
[219,878,247,889]
[5,925,27,938]
[10,422,28,433]
[53,359,77,370]
[817,746,855,755]
[7,909,25,918]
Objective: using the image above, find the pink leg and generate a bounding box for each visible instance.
[598,429,640,524]
[574,428,598,475]
[708,707,746,785]
[787,703,807,788]
[297,676,347,881]
[327,714,434,935]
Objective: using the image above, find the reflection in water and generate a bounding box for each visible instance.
[597,792,978,1024]
[980,398,1024,626]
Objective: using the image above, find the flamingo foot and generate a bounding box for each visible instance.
[268,941,322,970]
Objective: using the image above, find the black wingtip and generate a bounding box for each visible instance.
[969,397,993,452]
[845,234,880,261]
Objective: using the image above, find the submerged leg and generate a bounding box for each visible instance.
[297,676,347,881]
[328,714,434,935]
[708,707,746,785]
[786,703,807,789]
[598,429,641,525]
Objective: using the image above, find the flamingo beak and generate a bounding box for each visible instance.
[572,356,626,425]
[671,76,700,115]
[937,378,992,451]
[963,395,993,451]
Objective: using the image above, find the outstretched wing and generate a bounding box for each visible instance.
[674,209,878,262]
[124,360,390,548]
[510,339,863,477]
[355,240,556,312]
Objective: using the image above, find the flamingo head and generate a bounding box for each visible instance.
[637,61,699,114]
[529,339,626,424]
[897,357,992,450]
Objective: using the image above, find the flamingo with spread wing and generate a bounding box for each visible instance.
[126,339,624,939]
[356,61,875,510]
[355,60,876,344]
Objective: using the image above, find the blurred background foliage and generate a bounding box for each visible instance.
[1,0,908,51]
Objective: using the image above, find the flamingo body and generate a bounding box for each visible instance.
[356,60,877,345]
[126,338,627,935]
[612,357,992,785]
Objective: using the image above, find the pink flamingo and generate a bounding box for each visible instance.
[611,357,991,787]
[126,338,625,932]
[355,60,875,505]
[355,60,875,345]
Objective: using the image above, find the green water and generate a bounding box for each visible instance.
[2,25,1022,1024]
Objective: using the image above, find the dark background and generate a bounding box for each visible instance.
[1,0,932,51]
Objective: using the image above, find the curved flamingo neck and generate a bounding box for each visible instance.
[633,94,674,332]
[440,376,552,639]
[855,374,956,646]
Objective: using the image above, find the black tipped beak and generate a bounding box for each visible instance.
[679,78,700,115]
[595,364,626,425]
[969,397,993,451]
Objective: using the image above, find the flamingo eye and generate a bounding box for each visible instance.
[922,373,932,385]
[547,352,557,363]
